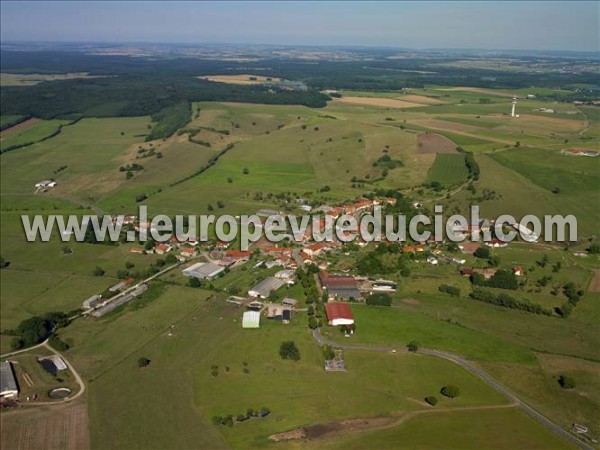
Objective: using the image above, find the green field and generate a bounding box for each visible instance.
[0,118,71,150]
[1,85,599,449]
[314,408,573,450]
[425,153,469,186]
[58,285,518,450]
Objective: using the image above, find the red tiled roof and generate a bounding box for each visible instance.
[263,246,292,254]
[325,302,354,321]
[225,250,252,258]
[308,242,327,252]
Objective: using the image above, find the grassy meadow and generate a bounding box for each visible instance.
[1,85,599,449]
[58,285,518,450]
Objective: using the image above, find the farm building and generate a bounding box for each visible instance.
[319,272,361,300]
[248,277,285,298]
[182,262,225,280]
[247,301,263,310]
[275,269,295,281]
[371,280,397,292]
[34,180,57,189]
[325,302,355,326]
[225,250,252,260]
[0,361,19,398]
[242,311,261,329]
[226,295,246,305]
[90,283,148,317]
[109,278,134,292]
[561,148,599,158]
[256,209,280,217]
[327,287,361,300]
[266,304,292,322]
[154,243,172,255]
[282,298,298,308]
[38,355,68,376]
[82,294,102,310]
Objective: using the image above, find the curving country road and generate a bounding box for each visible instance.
[312,328,593,450]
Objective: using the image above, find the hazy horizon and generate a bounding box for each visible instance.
[1,1,598,52]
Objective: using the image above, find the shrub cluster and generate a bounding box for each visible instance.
[470,288,552,316]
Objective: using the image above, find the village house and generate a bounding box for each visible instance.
[225,250,252,260]
[180,247,196,258]
[304,242,328,257]
[485,239,508,248]
[402,244,425,254]
[154,243,172,255]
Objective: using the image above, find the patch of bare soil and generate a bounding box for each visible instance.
[399,95,446,105]
[269,428,307,441]
[307,418,395,439]
[269,418,395,442]
[402,298,421,305]
[417,133,457,154]
[0,118,40,137]
[335,96,424,109]
[1,399,90,450]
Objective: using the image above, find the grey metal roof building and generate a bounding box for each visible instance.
[327,287,362,300]
[0,361,19,398]
[248,277,285,298]
[182,262,225,279]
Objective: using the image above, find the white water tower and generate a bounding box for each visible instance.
[511,96,518,117]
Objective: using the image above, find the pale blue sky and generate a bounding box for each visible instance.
[1,1,598,51]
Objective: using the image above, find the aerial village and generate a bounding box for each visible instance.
[75,194,541,343]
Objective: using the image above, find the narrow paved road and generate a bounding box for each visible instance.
[312,328,593,450]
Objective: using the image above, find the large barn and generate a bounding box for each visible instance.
[0,361,19,398]
[325,302,355,326]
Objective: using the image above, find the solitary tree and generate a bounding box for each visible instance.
[558,375,576,389]
[425,396,438,406]
[407,341,420,352]
[137,357,151,368]
[440,385,460,398]
[279,341,301,361]
[188,277,201,288]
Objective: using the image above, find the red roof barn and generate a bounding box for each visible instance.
[325,302,355,326]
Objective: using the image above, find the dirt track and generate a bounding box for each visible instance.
[589,270,600,292]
